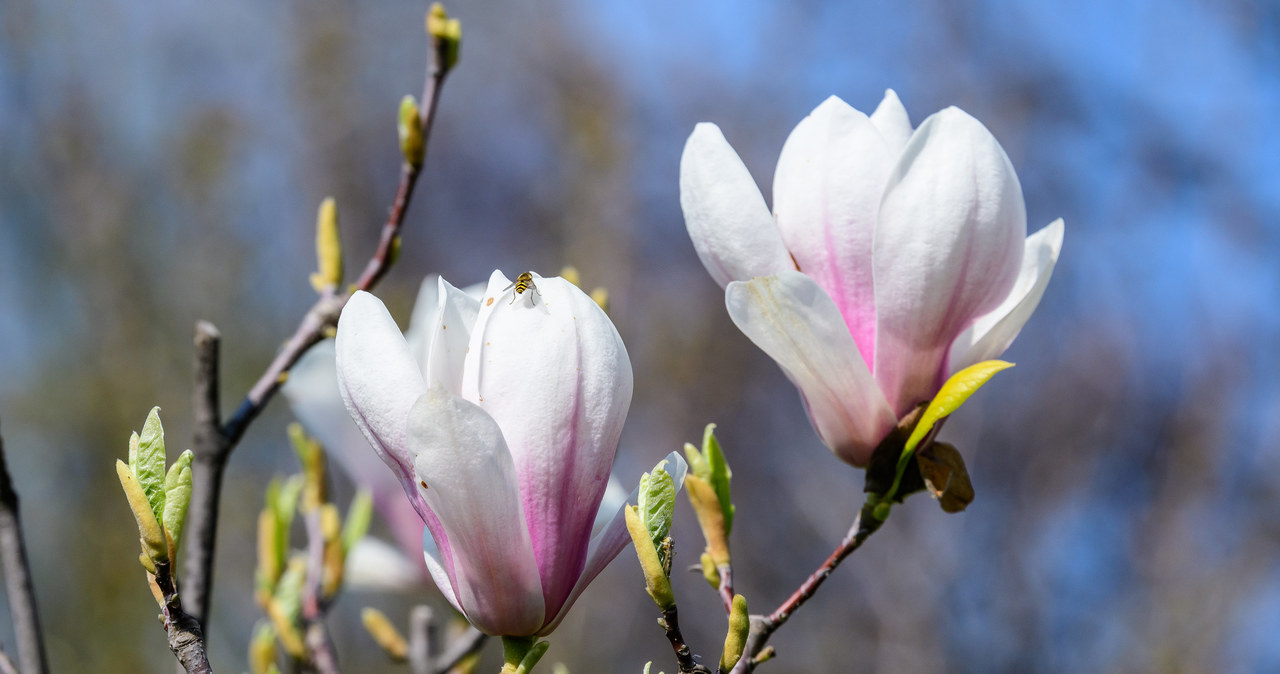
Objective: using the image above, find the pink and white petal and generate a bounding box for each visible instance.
[423,276,481,396]
[335,292,430,504]
[408,387,545,636]
[869,89,913,154]
[948,218,1064,373]
[773,96,893,365]
[680,123,794,288]
[726,272,898,467]
[539,453,688,636]
[465,274,632,622]
[873,107,1027,415]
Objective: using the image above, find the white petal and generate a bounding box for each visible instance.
[422,276,481,396]
[873,107,1026,415]
[948,218,1064,373]
[335,292,430,506]
[680,123,794,288]
[404,275,442,371]
[773,95,893,364]
[869,89,913,153]
[539,453,688,636]
[409,387,545,636]
[464,272,632,621]
[344,537,427,592]
[726,272,897,467]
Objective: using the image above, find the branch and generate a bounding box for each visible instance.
[716,564,735,615]
[152,559,213,674]
[659,604,712,674]
[730,500,884,673]
[182,34,455,629]
[0,424,49,674]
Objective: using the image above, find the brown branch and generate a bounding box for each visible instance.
[0,424,48,674]
[152,559,213,674]
[658,603,712,674]
[716,563,735,615]
[729,501,884,673]
[181,32,455,631]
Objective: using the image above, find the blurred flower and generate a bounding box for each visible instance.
[335,271,644,637]
[680,91,1063,467]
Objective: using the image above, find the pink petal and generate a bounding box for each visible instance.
[873,107,1026,415]
[726,272,897,467]
[463,272,632,622]
[773,96,894,367]
[408,387,545,636]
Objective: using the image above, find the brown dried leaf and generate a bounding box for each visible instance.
[916,442,975,513]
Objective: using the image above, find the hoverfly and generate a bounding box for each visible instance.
[504,271,542,305]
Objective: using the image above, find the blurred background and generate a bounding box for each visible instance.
[3,0,1280,671]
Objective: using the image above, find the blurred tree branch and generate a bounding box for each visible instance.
[182,13,457,632]
[0,423,49,674]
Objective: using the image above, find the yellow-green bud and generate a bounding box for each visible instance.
[361,607,408,660]
[426,3,462,72]
[117,460,168,565]
[398,96,425,168]
[720,594,749,672]
[309,197,343,293]
[624,505,674,609]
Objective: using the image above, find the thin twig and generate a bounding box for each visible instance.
[409,606,437,674]
[716,563,735,615]
[301,510,340,674]
[729,501,884,674]
[432,628,487,673]
[181,33,455,630]
[0,424,48,674]
[152,559,213,674]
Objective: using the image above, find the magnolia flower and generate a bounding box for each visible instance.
[336,271,666,637]
[681,91,1063,467]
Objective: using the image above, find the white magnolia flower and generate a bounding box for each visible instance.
[681,91,1063,467]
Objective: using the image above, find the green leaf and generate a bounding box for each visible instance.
[135,407,167,525]
[162,450,194,549]
[903,360,1014,456]
[884,360,1013,503]
[700,424,734,534]
[636,460,675,551]
[342,489,373,553]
